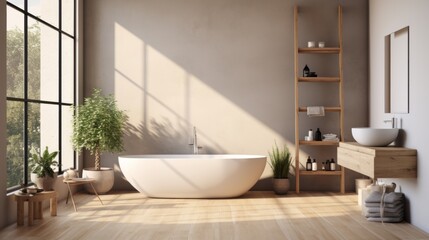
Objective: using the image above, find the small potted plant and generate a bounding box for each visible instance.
[268,142,293,195]
[72,89,127,194]
[29,146,59,191]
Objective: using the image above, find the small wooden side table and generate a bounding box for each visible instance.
[14,191,57,226]
[63,178,103,212]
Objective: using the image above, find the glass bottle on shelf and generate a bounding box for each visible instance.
[330,159,336,171]
[312,158,317,171]
[306,156,312,171]
[303,64,310,77]
[315,128,322,141]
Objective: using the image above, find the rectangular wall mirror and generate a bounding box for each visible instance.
[385,26,409,114]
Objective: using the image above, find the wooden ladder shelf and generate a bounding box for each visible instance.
[294,5,345,194]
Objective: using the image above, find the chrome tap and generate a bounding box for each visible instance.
[384,117,396,128]
[190,127,202,154]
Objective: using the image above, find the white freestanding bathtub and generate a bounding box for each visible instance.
[118,154,266,198]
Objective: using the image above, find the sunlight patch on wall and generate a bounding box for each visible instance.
[114,23,145,127]
[113,22,291,165]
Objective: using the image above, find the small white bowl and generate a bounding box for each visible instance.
[27,187,38,194]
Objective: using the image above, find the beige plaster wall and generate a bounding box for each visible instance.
[84,0,368,191]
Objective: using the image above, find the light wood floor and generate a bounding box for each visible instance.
[1,191,428,240]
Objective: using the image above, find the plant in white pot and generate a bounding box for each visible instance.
[268,143,293,195]
[29,146,59,191]
[72,89,127,194]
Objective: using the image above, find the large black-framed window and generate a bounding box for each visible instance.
[6,0,77,191]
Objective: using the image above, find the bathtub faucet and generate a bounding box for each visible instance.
[190,126,202,154]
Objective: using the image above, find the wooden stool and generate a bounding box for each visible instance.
[63,178,103,212]
[14,191,57,226]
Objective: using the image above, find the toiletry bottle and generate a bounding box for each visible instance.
[321,162,325,171]
[330,158,336,171]
[315,128,322,141]
[303,64,310,77]
[312,158,317,171]
[306,156,312,171]
[308,129,313,141]
[325,160,330,171]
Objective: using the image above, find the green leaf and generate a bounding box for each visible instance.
[71,88,128,169]
[28,145,58,178]
[268,141,293,179]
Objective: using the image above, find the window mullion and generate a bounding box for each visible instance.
[23,0,29,185]
[58,0,63,173]
[73,0,77,169]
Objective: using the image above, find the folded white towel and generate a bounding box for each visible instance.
[323,133,337,138]
[322,137,339,142]
[365,211,404,218]
[365,192,404,204]
[367,216,403,223]
[365,202,403,208]
[307,106,325,117]
[365,204,404,213]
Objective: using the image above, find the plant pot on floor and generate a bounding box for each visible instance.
[31,172,57,191]
[273,178,290,195]
[82,167,114,194]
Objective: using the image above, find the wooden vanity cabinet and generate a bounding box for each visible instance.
[337,142,417,179]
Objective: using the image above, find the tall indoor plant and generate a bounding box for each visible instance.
[268,142,293,195]
[72,89,127,194]
[29,146,59,191]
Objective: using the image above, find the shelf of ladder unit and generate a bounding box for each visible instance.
[298,77,340,83]
[298,107,341,112]
[298,47,340,54]
[300,170,342,176]
[299,140,339,146]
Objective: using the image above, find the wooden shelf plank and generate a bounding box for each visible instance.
[298,77,340,82]
[300,170,342,176]
[299,140,339,146]
[298,47,340,54]
[298,107,341,112]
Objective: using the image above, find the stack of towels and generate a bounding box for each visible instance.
[307,106,325,117]
[364,191,405,223]
[322,133,339,142]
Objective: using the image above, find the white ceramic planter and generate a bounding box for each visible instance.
[31,172,57,191]
[82,167,114,194]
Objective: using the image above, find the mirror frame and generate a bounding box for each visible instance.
[385,26,409,114]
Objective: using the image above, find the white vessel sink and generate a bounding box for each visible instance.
[351,128,399,147]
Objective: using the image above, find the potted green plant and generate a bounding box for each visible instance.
[72,89,127,194]
[29,146,59,191]
[268,142,293,195]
